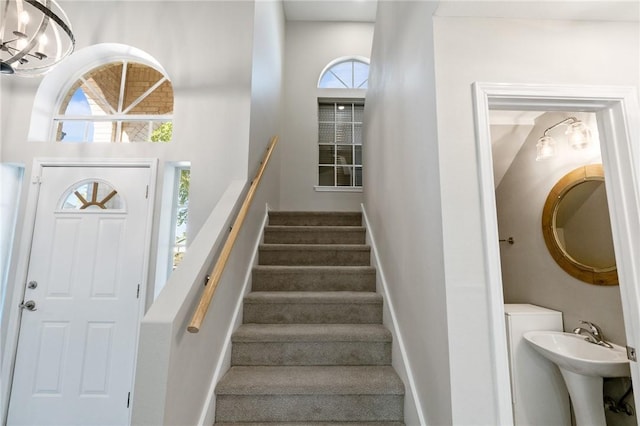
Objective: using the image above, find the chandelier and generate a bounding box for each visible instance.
[0,0,75,76]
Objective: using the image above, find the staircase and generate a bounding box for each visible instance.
[215,211,405,425]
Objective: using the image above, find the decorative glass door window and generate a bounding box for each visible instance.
[60,180,123,210]
[318,102,363,187]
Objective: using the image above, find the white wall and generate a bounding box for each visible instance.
[433,13,639,425]
[249,0,285,182]
[279,21,373,211]
[132,2,285,424]
[365,2,452,425]
[366,2,639,424]
[496,112,627,343]
[0,0,255,345]
[496,111,637,426]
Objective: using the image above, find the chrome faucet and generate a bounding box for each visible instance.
[573,320,613,348]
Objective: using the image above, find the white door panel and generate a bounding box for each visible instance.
[8,166,150,426]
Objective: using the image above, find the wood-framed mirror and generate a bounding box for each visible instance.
[541,164,618,285]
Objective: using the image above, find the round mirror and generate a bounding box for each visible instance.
[541,164,618,285]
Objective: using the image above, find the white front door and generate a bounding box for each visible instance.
[7,166,151,426]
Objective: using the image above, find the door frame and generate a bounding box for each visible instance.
[1,158,158,424]
[472,83,640,423]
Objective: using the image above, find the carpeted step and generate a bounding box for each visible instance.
[263,225,366,245]
[215,366,404,423]
[214,211,405,424]
[231,324,391,366]
[259,244,370,266]
[243,292,382,324]
[252,265,376,292]
[268,211,362,227]
[215,422,405,425]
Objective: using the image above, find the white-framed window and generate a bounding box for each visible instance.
[0,165,24,320]
[154,163,190,298]
[170,167,190,272]
[316,57,368,190]
[317,101,363,188]
[53,60,173,143]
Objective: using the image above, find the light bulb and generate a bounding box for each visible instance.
[16,38,28,50]
[566,121,591,150]
[536,136,556,161]
[20,10,30,24]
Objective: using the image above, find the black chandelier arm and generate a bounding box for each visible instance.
[2,43,47,61]
[0,36,22,46]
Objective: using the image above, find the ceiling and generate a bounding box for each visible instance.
[283,0,378,22]
[282,0,639,23]
[435,1,639,22]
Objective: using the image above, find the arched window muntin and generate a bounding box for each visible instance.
[51,57,173,143]
[57,178,126,213]
[317,56,370,90]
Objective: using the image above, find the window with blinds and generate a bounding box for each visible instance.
[318,101,363,188]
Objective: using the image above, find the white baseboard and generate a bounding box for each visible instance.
[361,204,426,425]
[197,205,269,426]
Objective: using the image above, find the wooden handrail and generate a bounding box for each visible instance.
[187,136,279,333]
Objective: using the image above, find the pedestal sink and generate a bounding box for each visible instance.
[524,331,630,426]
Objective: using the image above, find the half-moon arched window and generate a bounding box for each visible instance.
[54,61,173,143]
[318,58,369,89]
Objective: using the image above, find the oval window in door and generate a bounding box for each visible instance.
[59,179,124,210]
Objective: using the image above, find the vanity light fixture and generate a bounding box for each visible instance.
[535,117,592,161]
[0,0,75,76]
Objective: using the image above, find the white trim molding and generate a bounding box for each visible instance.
[472,82,640,421]
[197,203,270,426]
[361,204,426,425]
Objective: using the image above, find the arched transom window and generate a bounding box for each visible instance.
[54,61,173,143]
[318,58,369,89]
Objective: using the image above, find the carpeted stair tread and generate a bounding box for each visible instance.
[215,422,405,425]
[243,292,383,324]
[264,225,366,244]
[231,323,392,366]
[252,265,376,292]
[244,291,382,304]
[259,244,371,266]
[215,211,404,424]
[268,211,362,226]
[216,366,404,395]
[260,243,370,251]
[232,324,391,342]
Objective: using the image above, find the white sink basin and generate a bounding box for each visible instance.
[523,330,629,377]
[524,330,630,426]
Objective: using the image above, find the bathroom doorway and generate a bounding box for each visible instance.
[473,83,640,423]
